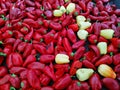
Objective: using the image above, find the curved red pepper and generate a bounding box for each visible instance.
[0,66,7,77]
[53,74,72,90]
[17,42,27,52]
[10,67,26,75]
[89,45,100,57]
[88,34,98,44]
[40,55,55,63]
[95,55,112,66]
[13,39,22,52]
[0,74,10,85]
[72,40,85,49]
[68,24,79,32]
[49,21,62,31]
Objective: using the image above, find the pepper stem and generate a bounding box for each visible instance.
[110,52,113,56]
[0,52,6,56]
[0,41,3,44]
[10,87,16,90]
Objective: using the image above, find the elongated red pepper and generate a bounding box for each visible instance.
[0,66,7,77]
[113,54,120,65]
[89,45,100,57]
[21,80,30,90]
[60,28,67,37]
[93,22,101,36]
[39,74,51,86]
[20,27,29,35]
[96,1,104,11]
[114,64,120,73]
[63,37,72,52]
[95,55,112,66]
[98,36,108,43]
[0,74,10,85]
[12,52,23,66]
[102,78,120,90]
[33,32,43,41]
[13,39,22,52]
[78,1,86,11]
[93,6,99,16]
[27,62,45,71]
[24,27,33,42]
[89,73,102,90]
[107,44,118,55]
[82,60,96,70]
[17,42,27,52]
[9,74,20,88]
[84,51,96,62]
[23,55,36,67]
[10,67,26,75]
[70,60,82,75]
[0,83,10,90]
[74,46,85,60]
[46,42,54,54]
[67,80,90,90]
[27,69,41,89]
[12,21,22,30]
[68,24,79,32]
[13,30,24,39]
[72,40,85,49]
[49,21,62,31]
[33,43,47,54]
[3,45,12,55]
[4,38,15,45]
[2,30,13,39]
[43,65,56,81]
[62,15,72,27]
[39,55,54,63]
[6,54,13,68]
[53,74,72,89]
[23,43,33,58]
[67,29,77,43]
[55,69,65,80]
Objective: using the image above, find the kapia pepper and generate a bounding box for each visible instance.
[27,69,41,89]
[89,73,102,90]
[53,74,72,90]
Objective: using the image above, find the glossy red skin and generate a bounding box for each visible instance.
[0,66,8,77]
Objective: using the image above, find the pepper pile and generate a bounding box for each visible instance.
[0,0,120,90]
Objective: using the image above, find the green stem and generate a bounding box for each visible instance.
[10,87,16,90]
[0,52,6,56]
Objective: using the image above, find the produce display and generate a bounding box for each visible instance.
[0,0,120,90]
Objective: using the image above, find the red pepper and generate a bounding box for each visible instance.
[52,0,60,9]
[70,60,82,75]
[60,28,67,37]
[114,9,120,15]
[43,20,50,28]
[2,30,13,39]
[6,54,13,68]
[24,27,33,42]
[20,70,28,80]
[20,27,29,35]
[0,74,10,85]
[39,55,55,63]
[21,80,30,90]
[0,17,5,27]
[114,64,120,74]
[95,55,112,66]
[96,1,104,11]
[49,21,62,31]
[88,34,98,44]
[44,10,53,19]
[111,24,120,37]
[67,29,77,43]
[63,37,72,52]
[23,55,36,67]
[87,1,94,11]
[62,15,72,27]
[3,45,12,55]
[27,69,41,89]
[13,39,22,52]
[4,38,15,45]
[0,66,7,77]
[53,74,72,90]
[68,24,79,32]
[113,54,120,65]
[13,30,24,39]
[26,12,36,20]
[55,69,65,80]
[0,56,4,65]
[100,11,109,16]
[39,74,51,86]
[54,64,70,73]
[82,60,96,70]
[111,38,120,48]
[23,43,33,58]
[33,32,43,41]
[25,0,35,7]
[43,65,56,81]
[0,83,10,90]
[98,36,108,43]
[46,42,54,54]
[89,73,102,90]
[107,44,118,55]
[78,1,86,11]
[33,43,47,54]
[41,87,54,90]
[89,45,100,57]
[105,3,113,14]
[10,67,26,75]
[93,22,101,36]
[12,52,23,66]
[12,21,22,30]
[93,6,99,16]
[74,46,85,60]
[27,62,45,71]
[67,80,90,90]
[72,40,85,49]
[84,51,96,62]
[43,1,52,10]
[102,78,120,90]
[17,42,27,52]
